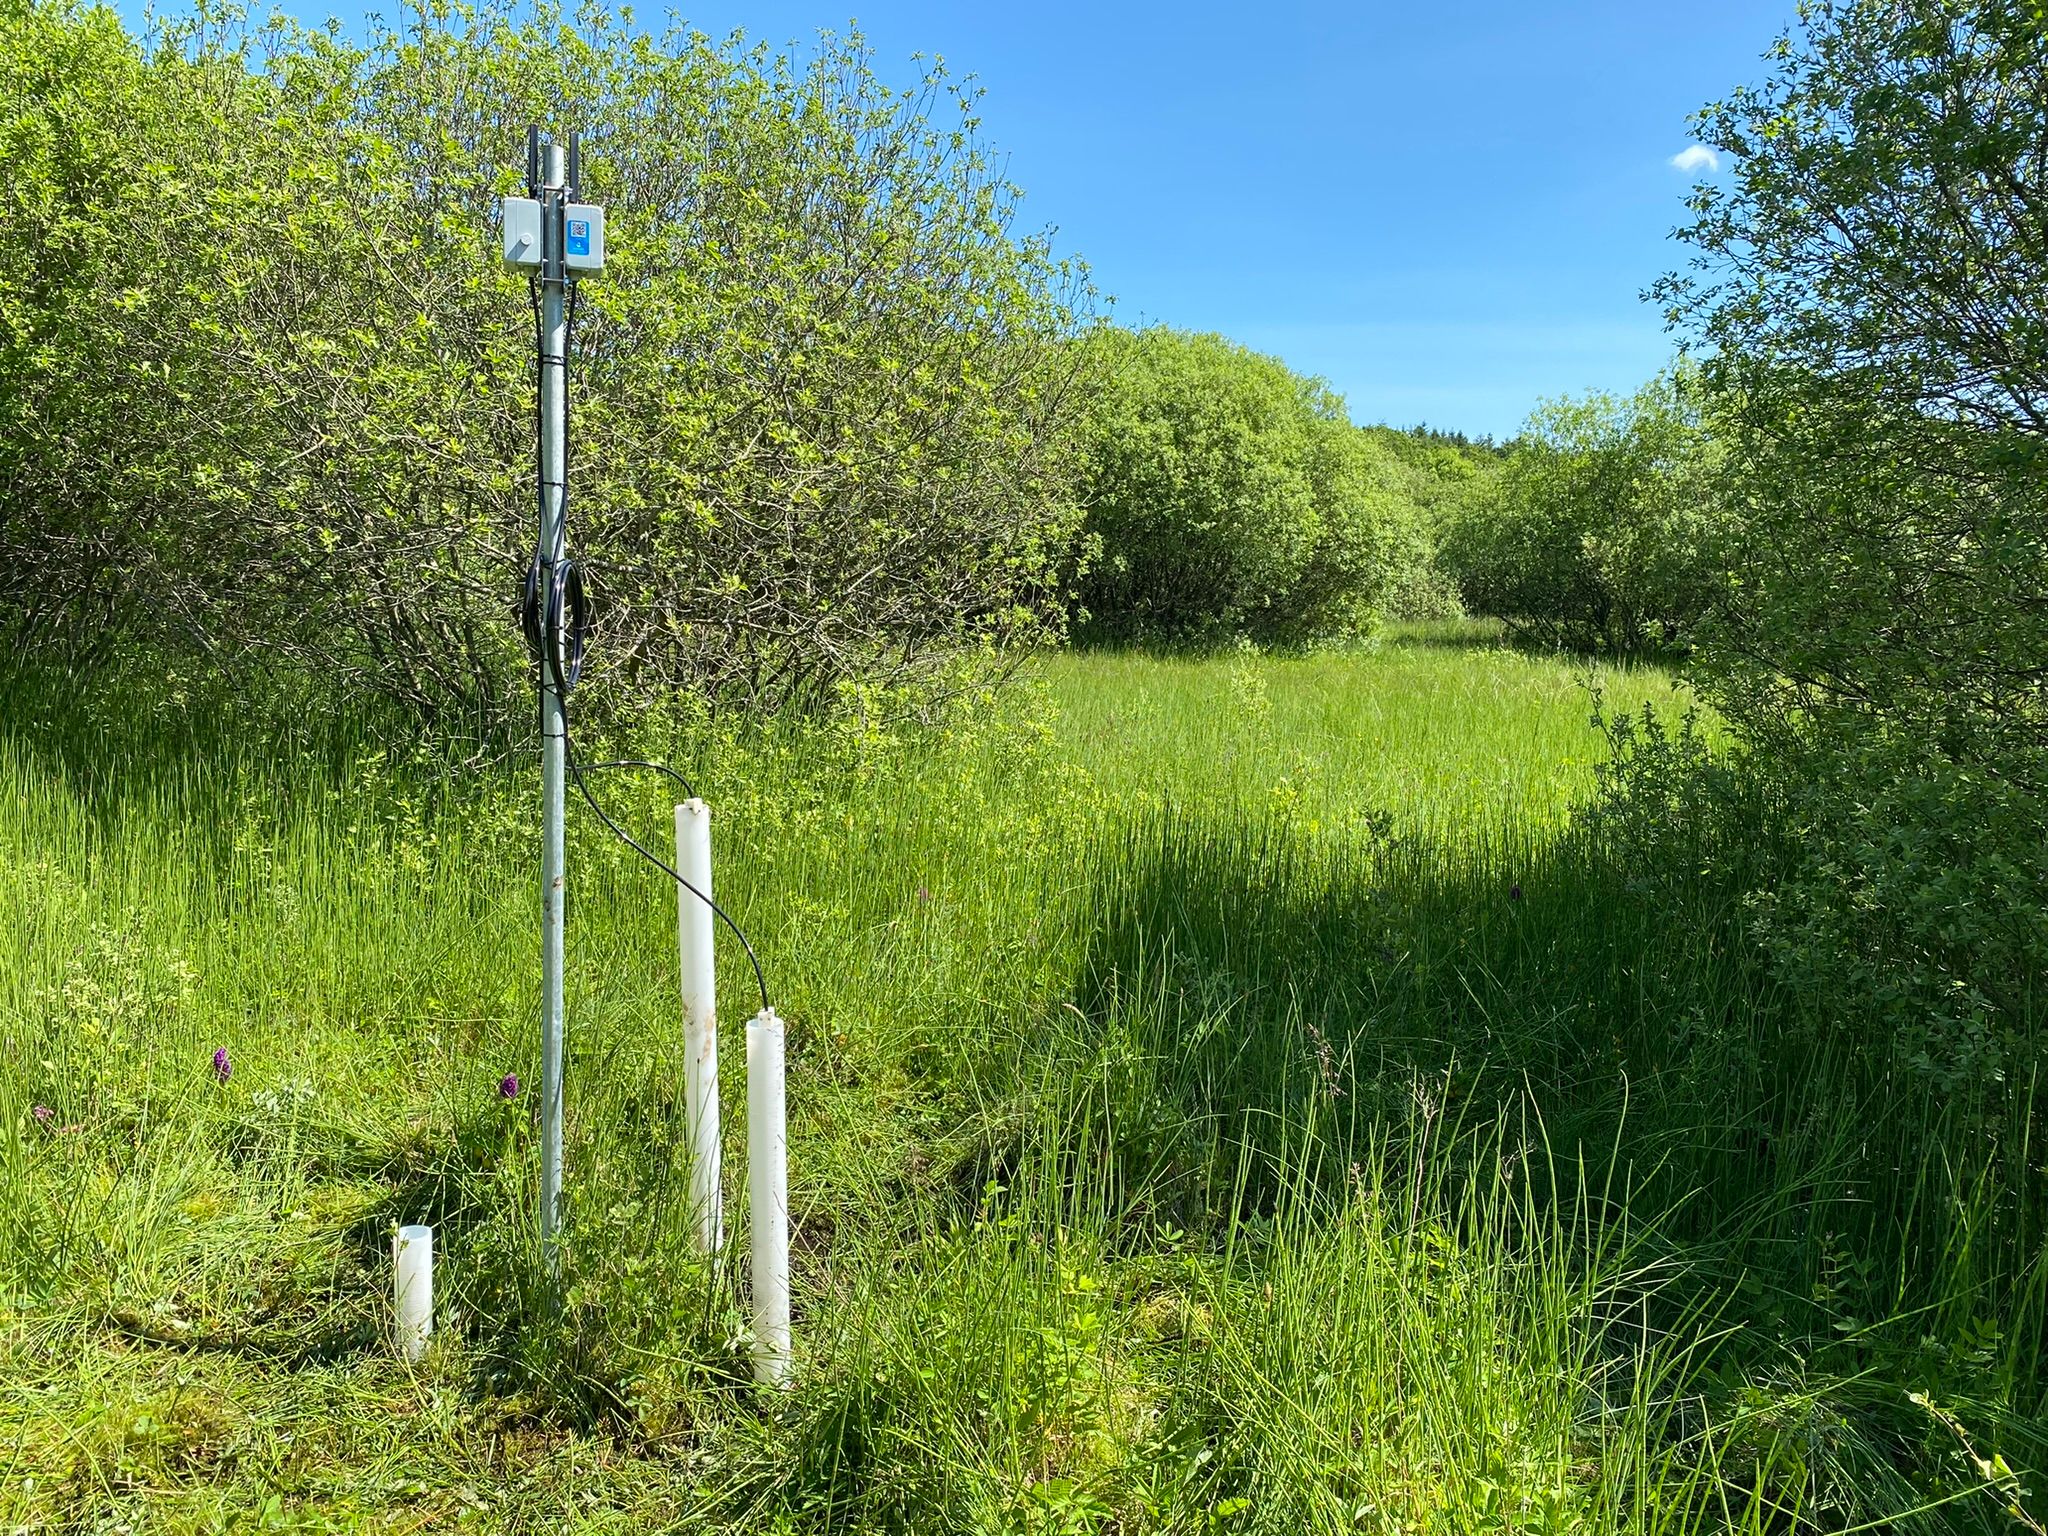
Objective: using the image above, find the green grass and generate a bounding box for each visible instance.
[1038,633,1687,836]
[0,631,2040,1533]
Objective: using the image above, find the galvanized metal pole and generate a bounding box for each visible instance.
[538,138,569,1266]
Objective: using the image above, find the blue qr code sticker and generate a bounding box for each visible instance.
[567,219,591,257]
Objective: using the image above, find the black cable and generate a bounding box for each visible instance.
[521,210,772,1016]
[561,718,772,1015]
[572,757,697,800]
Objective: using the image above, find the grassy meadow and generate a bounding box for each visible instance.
[1,630,2041,1533]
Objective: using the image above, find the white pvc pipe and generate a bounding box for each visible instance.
[747,1007,791,1386]
[675,798,723,1255]
[394,1224,433,1363]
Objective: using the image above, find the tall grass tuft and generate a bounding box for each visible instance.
[0,637,2038,1531]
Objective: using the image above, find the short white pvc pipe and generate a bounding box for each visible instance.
[746,1007,791,1386]
[394,1224,433,1363]
[675,798,723,1255]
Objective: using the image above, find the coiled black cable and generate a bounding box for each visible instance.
[522,253,770,1016]
[522,547,588,695]
[522,274,588,697]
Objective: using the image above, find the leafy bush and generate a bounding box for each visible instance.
[0,0,1090,742]
[1641,0,2048,1092]
[1072,327,1400,647]
[1361,426,1499,622]
[1440,372,1727,651]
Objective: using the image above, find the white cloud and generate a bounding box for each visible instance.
[1669,145,1721,174]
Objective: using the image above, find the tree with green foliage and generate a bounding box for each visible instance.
[0,0,1090,744]
[1438,371,1724,652]
[1072,327,1399,647]
[1360,425,1499,622]
[0,0,189,665]
[1654,0,2048,1085]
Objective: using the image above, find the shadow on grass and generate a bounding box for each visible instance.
[104,1298,384,1370]
[99,1106,539,1372]
[1063,617,1683,667]
[352,1091,759,1425]
[930,805,2046,1529]
[1020,811,1749,1224]
[1388,615,1692,664]
[1016,808,2047,1419]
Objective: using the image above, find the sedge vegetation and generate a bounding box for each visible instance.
[2,635,2041,1532]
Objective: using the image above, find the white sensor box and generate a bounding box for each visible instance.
[563,203,605,274]
[502,197,543,271]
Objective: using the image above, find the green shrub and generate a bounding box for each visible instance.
[1072,327,1399,647]
[1440,372,1727,651]
[0,0,1090,741]
[1362,426,1499,622]
[1642,0,2048,1093]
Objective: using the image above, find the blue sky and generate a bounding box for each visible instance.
[123,0,1801,439]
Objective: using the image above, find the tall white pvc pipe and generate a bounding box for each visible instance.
[675,798,722,1255]
[394,1224,433,1363]
[746,1007,791,1386]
